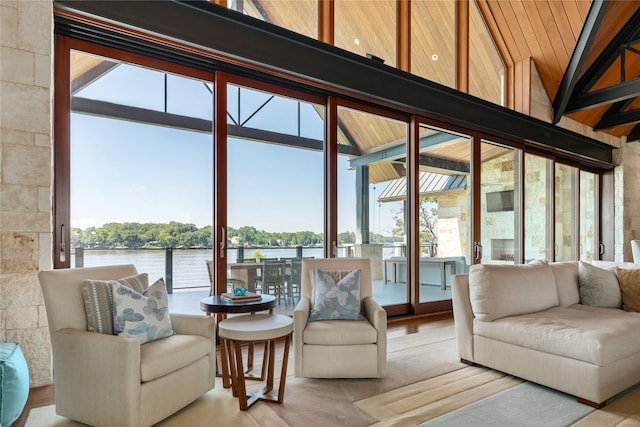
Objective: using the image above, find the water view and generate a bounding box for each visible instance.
[72,247,397,291]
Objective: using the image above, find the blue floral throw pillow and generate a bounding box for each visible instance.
[111,278,174,344]
[308,268,365,321]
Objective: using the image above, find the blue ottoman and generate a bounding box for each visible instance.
[0,343,29,427]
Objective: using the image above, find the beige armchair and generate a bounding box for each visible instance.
[38,264,216,427]
[293,258,387,378]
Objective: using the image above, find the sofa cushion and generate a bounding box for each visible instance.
[302,319,377,345]
[549,261,580,307]
[469,260,558,321]
[578,261,622,309]
[615,267,640,312]
[140,334,212,382]
[474,305,640,366]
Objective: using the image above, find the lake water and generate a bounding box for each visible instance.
[73,247,399,290]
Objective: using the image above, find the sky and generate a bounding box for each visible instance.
[70,60,398,235]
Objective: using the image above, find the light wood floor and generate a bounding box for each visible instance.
[14,312,452,427]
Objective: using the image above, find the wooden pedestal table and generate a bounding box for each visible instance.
[200,294,276,388]
[218,313,294,410]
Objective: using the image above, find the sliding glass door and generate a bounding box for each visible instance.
[479,141,520,264]
[336,103,409,308]
[224,79,325,315]
[417,125,471,303]
[68,49,214,290]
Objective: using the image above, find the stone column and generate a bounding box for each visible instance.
[0,0,54,387]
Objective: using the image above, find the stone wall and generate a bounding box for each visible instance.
[437,190,470,261]
[0,0,53,387]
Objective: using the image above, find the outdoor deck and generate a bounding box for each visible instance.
[168,279,453,317]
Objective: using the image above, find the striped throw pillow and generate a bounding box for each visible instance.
[82,273,149,335]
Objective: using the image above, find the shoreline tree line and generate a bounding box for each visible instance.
[71,222,396,249]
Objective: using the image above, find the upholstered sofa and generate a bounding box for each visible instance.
[452,260,640,408]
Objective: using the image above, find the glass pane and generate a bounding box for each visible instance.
[227,85,324,139]
[580,170,599,261]
[555,163,579,261]
[335,0,396,67]
[70,51,213,292]
[524,154,553,261]
[337,106,407,307]
[226,83,325,316]
[417,125,471,302]
[228,0,317,39]
[411,0,455,88]
[480,141,520,264]
[73,54,213,119]
[469,0,505,105]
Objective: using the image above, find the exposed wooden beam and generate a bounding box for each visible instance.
[573,6,640,97]
[552,0,608,124]
[595,107,640,130]
[626,124,640,142]
[456,0,469,93]
[396,0,410,73]
[566,77,640,113]
[318,0,333,45]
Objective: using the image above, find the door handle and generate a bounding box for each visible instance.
[219,227,226,258]
[474,242,482,262]
[59,224,66,263]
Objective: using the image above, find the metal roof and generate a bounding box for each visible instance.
[377,172,467,203]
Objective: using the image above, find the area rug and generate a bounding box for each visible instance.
[24,321,640,427]
[419,380,594,427]
[354,366,640,427]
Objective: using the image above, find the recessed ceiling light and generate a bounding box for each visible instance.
[354,38,360,46]
[432,54,439,61]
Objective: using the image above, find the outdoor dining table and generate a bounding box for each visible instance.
[228,262,262,293]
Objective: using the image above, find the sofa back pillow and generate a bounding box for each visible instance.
[469,260,558,321]
[549,261,580,307]
[578,261,622,309]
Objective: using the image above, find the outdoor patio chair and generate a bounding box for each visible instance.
[262,260,287,304]
[207,259,246,294]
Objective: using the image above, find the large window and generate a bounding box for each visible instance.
[524,154,553,261]
[555,163,579,261]
[480,142,520,264]
[56,32,606,320]
[580,171,599,261]
[69,51,214,290]
[417,125,471,303]
[336,103,408,307]
[225,82,325,314]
